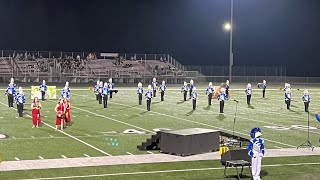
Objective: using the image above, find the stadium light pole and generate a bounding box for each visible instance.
[223,0,234,82]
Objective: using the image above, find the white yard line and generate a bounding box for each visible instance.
[38,156,44,160]
[19,162,320,180]
[274,146,282,149]
[0,101,112,157]
[83,154,91,157]
[31,136,35,139]
[49,135,54,138]
[14,157,20,161]
[147,151,154,154]
[61,155,68,159]
[126,152,134,155]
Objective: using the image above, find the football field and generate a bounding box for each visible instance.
[0,83,320,179]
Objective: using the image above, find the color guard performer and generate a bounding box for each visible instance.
[55,99,65,131]
[63,98,71,126]
[145,85,153,111]
[191,87,198,110]
[5,81,16,107]
[152,78,157,97]
[31,97,42,128]
[189,79,194,99]
[97,81,103,104]
[302,90,310,112]
[181,81,189,101]
[159,80,166,101]
[38,80,47,101]
[206,82,215,105]
[102,82,110,108]
[107,78,115,99]
[94,80,100,101]
[217,88,228,113]
[137,82,144,105]
[285,87,292,110]
[15,87,26,117]
[248,127,265,180]
[226,80,230,98]
[245,83,253,106]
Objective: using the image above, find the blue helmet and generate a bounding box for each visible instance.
[250,127,262,138]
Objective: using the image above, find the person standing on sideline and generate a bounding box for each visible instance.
[152,78,157,97]
[181,81,189,101]
[262,80,266,98]
[189,79,194,99]
[31,97,42,128]
[217,88,228,113]
[159,80,166,101]
[15,87,26,117]
[191,87,198,110]
[206,82,215,105]
[285,88,292,110]
[5,82,16,107]
[145,85,153,111]
[302,90,310,112]
[38,80,47,101]
[245,83,253,106]
[248,127,265,180]
[102,82,109,108]
[137,82,144,105]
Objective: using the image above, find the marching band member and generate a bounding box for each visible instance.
[262,80,266,98]
[102,82,110,108]
[63,98,71,126]
[15,87,26,117]
[302,90,310,112]
[217,88,228,113]
[191,87,198,110]
[61,81,71,100]
[283,83,290,92]
[55,99,65,131]
[248,127,265,180]
[206,82,215,105]
[245,83,253,106]
[97,81,103,104]
[285,88,292,110]
[38,80,47,101]
[226,80,230,98]
[5,82,16,107]
[94,80,100,101]
[181,81,189,101]
[107,78,115,99]
[145,85,153,111]
[31,97,42,128]
[159,80,166,101]
[152,78,157,97]
[137,82,144,105]
[189,79,194,99]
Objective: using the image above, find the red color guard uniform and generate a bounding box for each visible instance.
[65,101,71,123]
[56,103,65,125]
[31,102,41,125]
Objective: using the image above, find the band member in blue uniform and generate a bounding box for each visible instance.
[102,82,110,108]
[159,80,166,101]
[245,83,253,106]
[94,80,100,101]
[137,82,144,105]
[226,80,230,98]
[107,78,115,99]
[39,80,48,101]
[248,127,265,180]
[189,79,194,99]
[61,81,71,100]
[5,82,16,107]
[181,81,189,101]
[152,78,157,97]
[206,82,215,105]
[217,88,228,113]
[191,87,198,110]
[145,85,153,111]
[97,81,103,104]
[262,80,266,98]
[284,87,292,110]
[15,87,26,117]
[302,90,310,112]
[283,83,290,92]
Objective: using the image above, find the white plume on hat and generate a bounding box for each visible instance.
[209,82,212,87]
[10,77,14,84]
[304,90,309,94]
[99,81,103,86]
[226,80,229,84]
[109,78,112,83]
[96,80,100,85]
[255,131,262,138]
[43,80,46,84]
[190,79,194,85]
[183,81,187,86]
[162,80,165,85]
[148,85,152,90]
[19,87,23,94]
[263,80,266,84]
[104,82,108,87]
[247,83,251,88]
[65,81,69,87]
[138,82,142,87]
[153,78,156,82]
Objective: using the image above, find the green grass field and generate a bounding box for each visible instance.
[0,84,320,179]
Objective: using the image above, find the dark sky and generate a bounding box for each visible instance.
[0,0,319,76]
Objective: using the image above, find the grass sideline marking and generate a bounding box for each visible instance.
[38,156,44,160]
[14,157,20,161]
[72,93,296,148]
[61,155,68,159]
[126,152,133,155]
[147,151,154,154]
[83,154,90,157]
[0,101,113,157]
[19,162,320,180]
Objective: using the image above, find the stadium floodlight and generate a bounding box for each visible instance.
[225,0,234,82]
[223,23,232,31]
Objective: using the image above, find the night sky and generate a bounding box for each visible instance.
[0,0,319,76]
